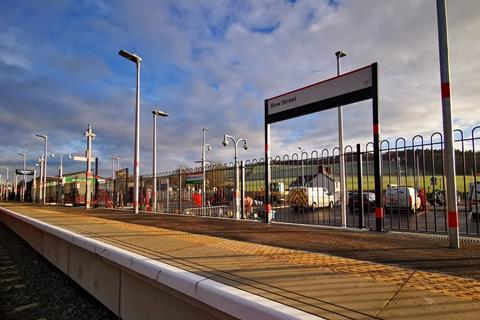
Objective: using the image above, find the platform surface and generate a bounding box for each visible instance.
[2,203,480,320]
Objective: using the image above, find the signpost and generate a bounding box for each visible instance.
[15,169,35,175]
[264,63,382,231]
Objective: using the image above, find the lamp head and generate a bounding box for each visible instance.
[119,49,142,63]
[51,153,55,158]
[243,142,248,150]
[335,50,347,58]
[207,145,212,152]
[152,110,168,117]
[222,139,228,147]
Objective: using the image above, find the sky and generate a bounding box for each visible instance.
[0,0,479,179]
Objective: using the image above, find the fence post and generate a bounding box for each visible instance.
[234,163,240,219]
[357,144,365,228]
[166,177,170,213]
[241,161,245,219]
[178,169,182,214]
[94,157,99,207]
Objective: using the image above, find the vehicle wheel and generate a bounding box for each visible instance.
[329,201,334,208]
[311,202,317,211]
[293,206,298,212]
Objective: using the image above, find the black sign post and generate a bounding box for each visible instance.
[264,63,382,230]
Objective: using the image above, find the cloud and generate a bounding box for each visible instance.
[0,0,479,179]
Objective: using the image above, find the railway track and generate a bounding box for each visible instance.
[0,222,116,320]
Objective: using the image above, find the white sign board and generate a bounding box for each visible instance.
[266,65,374,123]
[73,155,95,162]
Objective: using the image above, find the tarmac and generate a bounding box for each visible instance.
[1,203,480,319]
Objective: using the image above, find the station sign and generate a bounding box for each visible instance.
[73,155,96,162]
[266,64,374,124]
[16,169,35,175]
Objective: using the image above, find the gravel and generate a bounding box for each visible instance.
[0,222,117,320]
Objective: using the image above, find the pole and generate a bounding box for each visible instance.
[436,0,459,248]
[43,138,48,205]
[202,128,207,216]
[337,53,347,228]
[60,154,65,205]
[264,100,272,223]
[39,157,44,204]
[152,114,157,212]
[133,61,141,214]
[166,177,170,213]
[22,154,26,202]
[357,144,365,228]
[95,157,99,207]
[241,160,245,219]
[178,169,182,214]
[33,169,36,204]
[85,124,95,209]
[5,168,9,201]
[372,63,383,232]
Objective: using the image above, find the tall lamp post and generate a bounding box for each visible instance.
[51,153,71,205]
[84,124,96,209]
[17,152,26,202]
[335,50,347,228]
[152,109,168,213]
[119,49,142,214]
[36,134,48,205]
[2,167,9,201]
[297,147,306,187]
[222,134,248,219]
[196,128,212,214]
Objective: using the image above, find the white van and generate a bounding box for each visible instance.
[289,187,334,211]
[384,185,421,213]
[469,182,480,214]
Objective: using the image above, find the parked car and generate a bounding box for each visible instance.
[384,185,421,213]
[348,192,375,212]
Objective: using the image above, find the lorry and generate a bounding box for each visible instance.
[288,187,334,211]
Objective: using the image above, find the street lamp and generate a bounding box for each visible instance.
[297,147,306,187]
[36,134,48,205]
[111,156,120,180]
[199,128,212,213]
[51,153,71,205]
[119,49,142,214]
[222,134,248,219]
[1,167,9,201]
[152,109,168,213]
[17,152,26,202]
[335,50,347,228]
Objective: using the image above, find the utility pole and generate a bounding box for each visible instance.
[84,124,96,209]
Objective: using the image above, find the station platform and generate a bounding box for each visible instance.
[1,203,479,320]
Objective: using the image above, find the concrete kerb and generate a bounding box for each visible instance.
[0,206,324,320]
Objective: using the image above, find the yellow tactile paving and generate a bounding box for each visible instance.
[2,204,480,319]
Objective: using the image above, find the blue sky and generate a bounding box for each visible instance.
[1,0,479,179]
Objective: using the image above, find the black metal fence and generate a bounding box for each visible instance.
[24,127,480,237]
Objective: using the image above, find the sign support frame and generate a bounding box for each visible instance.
[264,63,382,230]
